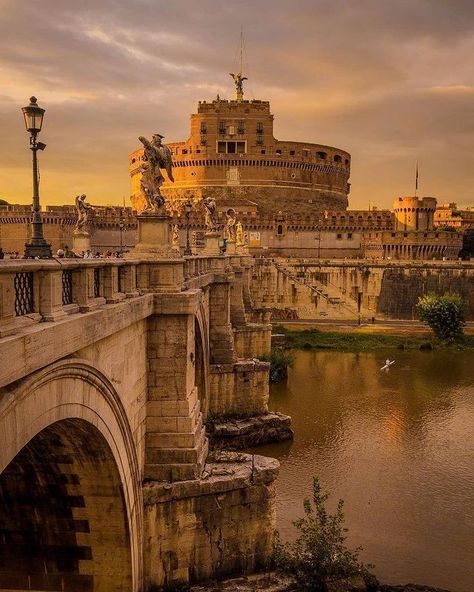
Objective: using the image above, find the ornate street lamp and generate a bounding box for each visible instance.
[22,96,52,258]
[184,200,192,256]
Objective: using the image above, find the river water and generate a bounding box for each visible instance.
[254,350,474,592]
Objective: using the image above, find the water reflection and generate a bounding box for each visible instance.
[255,350,474,592]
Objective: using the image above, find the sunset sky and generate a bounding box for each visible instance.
[1,0,474,210]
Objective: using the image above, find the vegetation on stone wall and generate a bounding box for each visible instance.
[0,198,8,205]
[417,293,465,342]
[259,348,294,382]
[272,477,376,591]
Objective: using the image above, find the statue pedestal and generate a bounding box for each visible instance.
[126,213,184,293]
[128,213,180,260]
[203,232,222,256]
[73,230,91,254]
[226,240,237,255]
[236,244,249,255]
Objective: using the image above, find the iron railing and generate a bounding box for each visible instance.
[14,272,34,316]
[62,270,73,305]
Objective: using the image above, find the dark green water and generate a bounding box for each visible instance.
[255,350,474,592]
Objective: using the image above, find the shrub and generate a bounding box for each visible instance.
[417,292,465,341]
[272,477,374,591]
[260,348,294,383]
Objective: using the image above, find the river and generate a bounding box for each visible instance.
[253,349,474,592]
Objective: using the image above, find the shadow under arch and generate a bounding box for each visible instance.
[0,358,143,591]
[194,303,210,421]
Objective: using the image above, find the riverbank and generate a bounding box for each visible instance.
[273,324,474,352]
[189,572,453,592]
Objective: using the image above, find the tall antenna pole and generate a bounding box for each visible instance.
[230,26,247,102]
[240,25,244,75]
[415,161,419,197]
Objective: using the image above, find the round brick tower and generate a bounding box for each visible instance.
[393,196,437,232]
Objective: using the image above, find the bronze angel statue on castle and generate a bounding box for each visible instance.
[138,133,174,213]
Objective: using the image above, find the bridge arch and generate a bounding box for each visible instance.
[0,358,143,592]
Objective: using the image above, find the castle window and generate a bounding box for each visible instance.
[334,155,342,163]
[182,149,188,154]
[200,122,207,133]
[256,122,264,133]
[317,151,327,159]
[237,121,245,134]
[277,224,283,235]
[303,149,309,157]
[276,149,282,155]
[289,150,295,156]
[261,149,266,154]
[218,121,226,134]
[392,233,396,238]
[347,233,353,239]
[200,135,207,145]
[216,140,247,154]
[256,134,264,145]
[336,233,342,239]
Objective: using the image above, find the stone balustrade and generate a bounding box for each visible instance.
[0,258,141,337]
[0,253,257,337]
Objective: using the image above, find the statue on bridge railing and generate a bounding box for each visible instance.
[236,221,245,246]
[203,196,219,232]
[74,194,93,233]
[138,133,174,214]
[225,208,237,241]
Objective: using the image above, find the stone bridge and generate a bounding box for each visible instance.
[0,221,278,591]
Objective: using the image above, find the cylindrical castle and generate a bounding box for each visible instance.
[129,91,351,216]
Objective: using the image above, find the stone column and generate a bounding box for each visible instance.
[38,269,68,321]
[0,271,16,337]
[208,278,236,365]
[145,292,208,482]
[102,265,126,303]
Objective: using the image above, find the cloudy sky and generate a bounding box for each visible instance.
[1,0,474,210]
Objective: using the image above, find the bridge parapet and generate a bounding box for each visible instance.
[0,258,142,337]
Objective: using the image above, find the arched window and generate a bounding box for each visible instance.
[317,151,327,160]
[334,155,342,163]
[277,224,283,235]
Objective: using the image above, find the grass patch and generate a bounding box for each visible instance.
[273,325,474,352]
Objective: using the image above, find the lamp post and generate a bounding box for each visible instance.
[22,97,52,258]
[184,200,192,256]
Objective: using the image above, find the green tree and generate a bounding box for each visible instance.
[417,292,465,341]
[272,477,374,591]
[259,348,294,383]
[0,198,8,205]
